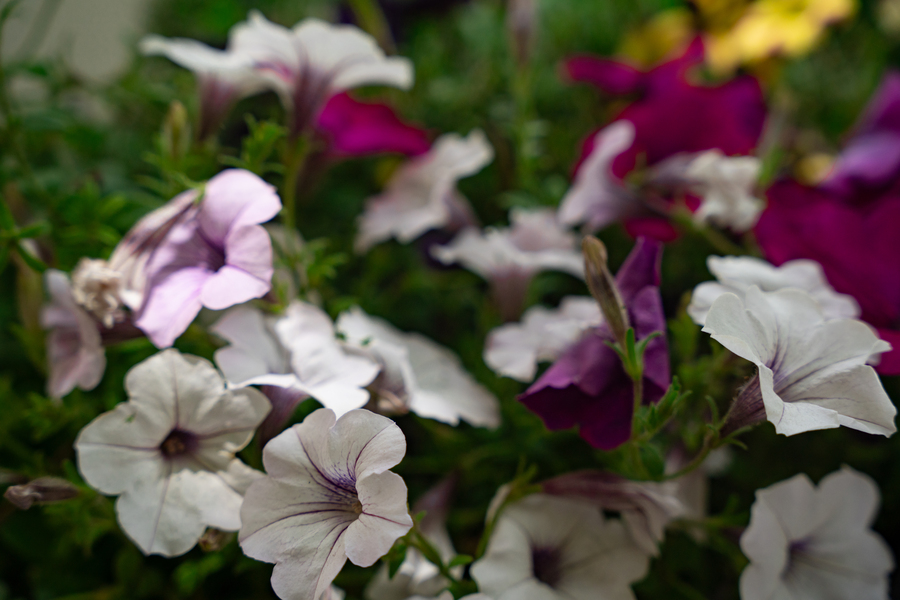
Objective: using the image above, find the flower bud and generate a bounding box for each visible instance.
[582,236,630,347]
[162,100,191,162]
[4,477,79,510]
[507,0,537,67]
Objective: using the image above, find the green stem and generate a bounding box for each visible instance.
[280,136,311,234]
[347,0,395,54]
[670,210,746,256]
[660,434,718,481]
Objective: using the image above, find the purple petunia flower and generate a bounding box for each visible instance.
[563,38,766,240]
[135,169,282,348]
[755,180,900,375]
[518,238,670,450]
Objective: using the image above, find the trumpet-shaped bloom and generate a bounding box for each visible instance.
[471,494,649,600]
[688,255,860,325]
[703,286,896,437]
[484,296,602,382]
[355,130,492,252]
[41,270,106,399]
[740,467,893,600]
[432,208,584,320]
[229,12,413,136]
[317,92,429,158]
[336,307,500,428]
[212,302,381,419]
[564,39,765,239]
[756,181,900,374]
[519,238,670,450]
[239,408,413,600]
[135,169,282,348]
[74,349,270,556]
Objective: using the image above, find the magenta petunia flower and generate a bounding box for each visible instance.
[135,169,282,348]
[820,71,900,203]
[518,238,670,450]
[563,38,766,240]
[316,92,430,158]
[755,180,900,374]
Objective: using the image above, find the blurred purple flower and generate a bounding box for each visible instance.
[316,92,430,158]
[820,72,900,203]
[135,169,282,348]
[518,238,670,450]
[755,180,900,375]
[564,38,766,240]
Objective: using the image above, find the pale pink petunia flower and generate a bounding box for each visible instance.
[432,208,584,320]
[740,467,893,600]
[336,306,500,428]
[355,130,492,252]
[41,269,106,399]
[135,169,282,348]
[229,11,413,137]
[239,408,413,600]
[74,349,270,556]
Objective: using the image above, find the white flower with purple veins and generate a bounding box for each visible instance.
[336,307,500,428]
[432,208,584,320]
[471,494,649,600]
[136,169,282,348]
[229,11,412,136]
[558,120,636,230]
[41,270,106,399]
[355,130,493,253]
[688,255,861,326]
[703,286,896,437]
[683,150,763,232]
[484,296,602,382]
[213,301,380,416]
[239,408,413,600]
[140,34,265,139]
[74,349,270,556]
[740,467,893,600]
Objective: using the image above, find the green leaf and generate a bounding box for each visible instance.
[386,541,408,579]
[14,242,47,272]
[639,443,666,479]
[448,554,473,568]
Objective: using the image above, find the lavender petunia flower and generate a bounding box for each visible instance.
[316,92,429,158]
[471,493,649,600]
[432,208,584,320]
[239,408,413,600]
[755,180,900,374]
[704,286,896,437]
[74,349,270,556]
[336,307,500,428]
[229,12,413,138]
[41,270,106,399]
[355,130,492,253]
[518,238,670,450]
[688,255,860,326]
[136,169,282,348]
[740,467,893,600]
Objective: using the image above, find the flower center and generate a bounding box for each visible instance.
[351,500,364,515]
[532,546,563,588]
[160,429,197,458]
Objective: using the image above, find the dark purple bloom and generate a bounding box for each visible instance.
[316,92,430,158]
[518,238,670,450]
[564,39,766,241]
[820,72,900,203]
[755,180,900,375]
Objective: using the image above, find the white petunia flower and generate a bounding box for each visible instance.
[432,208,584,320]
[336,307,500,428]
[484,296,602,382]
[471,494,649,600]
[41,270,106,399]
[239,408,413,600]
[355,130,493,253]
[212,301,381,418]
[740,467,893,600]
[74,349,270,556]
[558,121,636,230]
[229,11,413,136]
[703,286,896,437]
[684,150,763,232]
[688,255,861,326]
